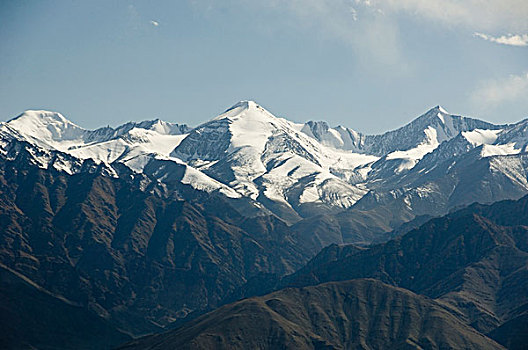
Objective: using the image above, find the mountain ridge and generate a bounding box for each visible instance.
[2,101,528,349]
[2,101,528,244]
[119,279,505,350]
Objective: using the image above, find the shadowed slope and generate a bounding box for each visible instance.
[279,196,528,346]
[0,150,310,338]
[119,279,503,350]
[0,265,130,349]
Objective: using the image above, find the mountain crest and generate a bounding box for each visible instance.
[432,105,448,114]
[5,110,87,150]
[224,100,259,112]
[411,105,452,125]
[213,100,277,123]
[2,101,525,226]
[8,109,74,125]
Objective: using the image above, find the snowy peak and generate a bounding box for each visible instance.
[362,106,497,156]
[171,101,375,209]
[405,105,457,135]
[411,105,492,134]
[222,100,259,113]
[174,101,284,164]
[423,105,448,116]
[213,100,278,123]
[4,101,525,222]
[435,105,449,114]
[301,121,362,151]
[5,110,88,151]
[7,110,86,141]
[175,100,289,161]
[303,121,331,139]
[147,119,189,135]
[298,105,493,157]
[4,109,191,152]
[8,109,75,125]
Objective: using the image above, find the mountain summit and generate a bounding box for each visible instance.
[1,100,526,350]
[6,110,88,150]
[213,100,268,120]
[1,101,527,236]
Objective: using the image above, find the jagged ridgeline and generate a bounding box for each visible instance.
[2,101,528,250]
[1,102,528,349]
[121,195,528,350]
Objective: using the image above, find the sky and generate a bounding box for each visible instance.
[0,0,527,134]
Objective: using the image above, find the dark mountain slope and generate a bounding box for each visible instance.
[120,279,503,350]
[0,264,130,350]
[292,208,432,252]
[488,311,528,350]
[0,150,310,339]
[279,196,528,345]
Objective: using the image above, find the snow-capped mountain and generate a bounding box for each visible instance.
[4,110,189,151]
[1,101,528,235]
[171,101,376,219]
[0,110,242,198]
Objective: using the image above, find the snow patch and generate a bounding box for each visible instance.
[462,129,501,146]
[181,166,240,198]
[481,143,520,158]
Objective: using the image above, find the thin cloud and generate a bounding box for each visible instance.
[474,32,528,47]
[150,20,160,27]
[239,0,408,70]
[373,0,528,32]
[191,0,527,74]
[471,72,528,108]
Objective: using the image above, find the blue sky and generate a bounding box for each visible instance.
[1,0,527,133]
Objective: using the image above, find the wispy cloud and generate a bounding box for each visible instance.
[372,0,528,32]
[150,20,160,27]
[190,0,527,75]
[471,72,528,108]
[228,0,408,70]
[474,32,528,47]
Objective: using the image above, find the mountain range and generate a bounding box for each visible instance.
[2,101,528,247]
[1,101,528,349]
[120,279,505,350]
[120,194,528,350]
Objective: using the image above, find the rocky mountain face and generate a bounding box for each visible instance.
[120,195,528,350]
[0,264,131,349]
[119,279,504,350]
[275,195,528,349]
[0,149,310,342]
[2,102,528,248]
[2,102,528,349]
